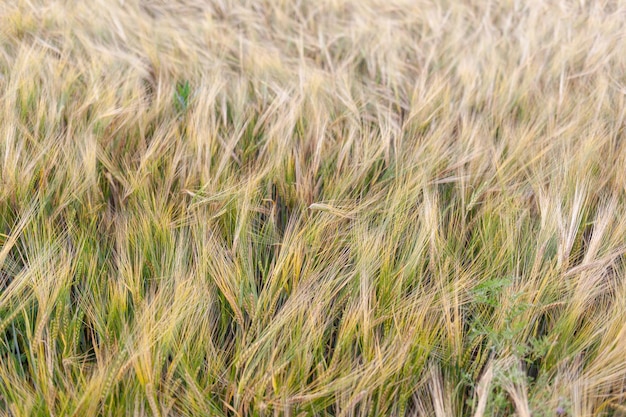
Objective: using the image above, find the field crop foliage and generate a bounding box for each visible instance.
[1,0,626,415]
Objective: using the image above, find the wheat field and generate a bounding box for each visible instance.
[1,0,626,415]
